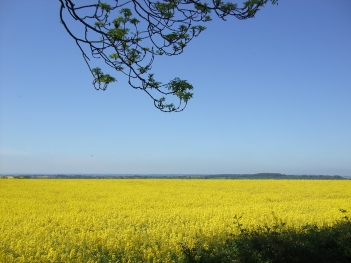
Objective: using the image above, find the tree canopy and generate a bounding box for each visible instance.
[59,0,278,112]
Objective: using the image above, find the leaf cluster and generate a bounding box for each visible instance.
[59,0,278,112]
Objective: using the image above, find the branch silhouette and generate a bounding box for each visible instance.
[59,0,277,112]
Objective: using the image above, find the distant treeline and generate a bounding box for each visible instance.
[1,173,348,180]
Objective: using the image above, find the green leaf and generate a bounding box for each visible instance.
[167,78,193,102]
[99,2,111,12]
[91,67,116,84]
[120,8,132,18]
[130,18,140,25]
[138,67,147,74]
[147,74,161,88]
[109,53,119,59]
[94,21,105,27]
[165,33,178,42]
[107,28,129,41]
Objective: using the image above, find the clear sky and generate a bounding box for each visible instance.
[0,0,350,175]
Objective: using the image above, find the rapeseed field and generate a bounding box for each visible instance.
[1,179,350,262]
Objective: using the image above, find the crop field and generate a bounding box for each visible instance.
[1,179,351,262]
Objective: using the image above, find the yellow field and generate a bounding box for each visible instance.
[1,179,350,262]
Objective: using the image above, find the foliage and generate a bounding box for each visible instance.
[182,210,351,263]
[59,0,278,112]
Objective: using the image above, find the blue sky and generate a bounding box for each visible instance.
[0,0,350,175]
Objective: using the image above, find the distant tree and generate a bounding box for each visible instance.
[59,0,278,112]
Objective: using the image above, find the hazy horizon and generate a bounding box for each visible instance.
[1,173,349,177]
